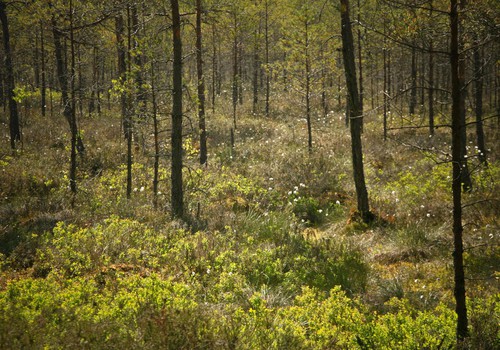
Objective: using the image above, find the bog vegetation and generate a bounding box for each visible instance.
[0,0,499,349]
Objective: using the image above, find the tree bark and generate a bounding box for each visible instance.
[171,0,184,219]
[0,1,21,150]
[340,0,371,223]
[450,0,468,342]
[196,0,207,165]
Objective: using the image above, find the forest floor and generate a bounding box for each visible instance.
[0,100,498,349]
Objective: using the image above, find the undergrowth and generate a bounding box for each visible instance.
[0,101,498,349]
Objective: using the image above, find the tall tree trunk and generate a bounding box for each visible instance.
[450,0,468,342]
[252,6,260,115]
[383,21,388,141]
[196,0,207,165]
[171,0,184,219]
[52,12,81,195]
[34,32,40,88]
[238,43,243,105]
[340,0,371,223]
[305,18,312,153]
[456,1,472,193]
[232,13,238,130]
[0,1,21,149]
[356,0,363,130]
[40,22,46,117]
[211,23,217,115]
[126,7,133,199]
[409,44,417,115]
[428,2,435,136]
[473,34,487,165]
[115,14,127,138]
[151,58,160,209]
[131,4,146,114]
[264,0,270,117]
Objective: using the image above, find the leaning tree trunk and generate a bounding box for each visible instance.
[170,0,184,219]
[450,0,469,342]
[340,0,371,223]
[0,1,21,150]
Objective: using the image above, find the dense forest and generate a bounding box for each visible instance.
[0,0,498,348]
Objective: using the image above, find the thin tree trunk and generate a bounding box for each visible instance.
[34,32,40,88]
[211,23,216,115]
[126,6,133,199]
[132,5,146,114]
[340,0,371,223]
[232,13,238,130]
[238,43,243,105]
[305,18,312,153]
[196,0,207,165]
[409,44,417,115]
[115,14,127,138]
[252,5,260,115]
[473,34,487,165]
[428,4,435,136]
[0,1,21,149]
[356,0,363,130]
[40,22,46,117]
[456,0,472,193]
[383,21,388,141]
[450,0,468,342]
[264,0,270,117]
[171,0,184,219]
[52,11,80,195]
[151,59,159,209]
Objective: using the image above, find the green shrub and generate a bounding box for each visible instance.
[36,216,172,276]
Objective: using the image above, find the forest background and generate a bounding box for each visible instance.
[0,0,498,348]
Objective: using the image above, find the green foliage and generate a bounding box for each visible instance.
[0,277,470,349]
[36,217,172,277]
[357,298,456,349]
